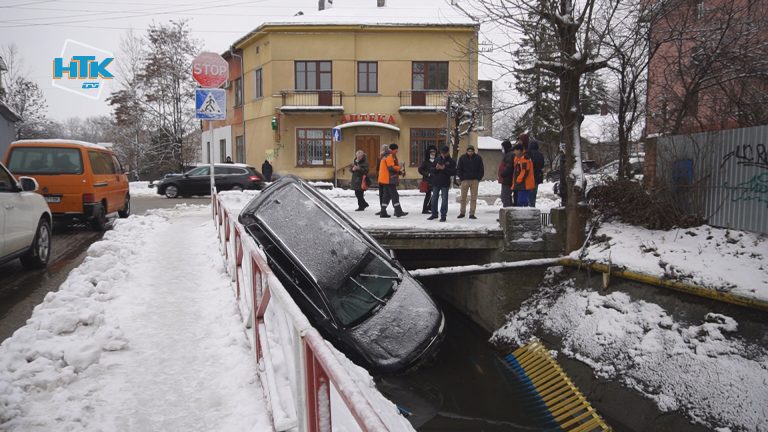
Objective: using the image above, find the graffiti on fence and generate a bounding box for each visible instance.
[719,143,768,170]
[723,172,768,207]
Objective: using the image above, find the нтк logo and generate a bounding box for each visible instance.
[52,39,114,100]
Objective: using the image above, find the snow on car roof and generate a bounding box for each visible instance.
[11,139,109,150]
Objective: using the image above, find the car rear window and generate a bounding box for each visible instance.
[7,147,84,175]
[256,184,395,325]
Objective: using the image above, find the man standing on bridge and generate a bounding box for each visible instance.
[378,143,408,218]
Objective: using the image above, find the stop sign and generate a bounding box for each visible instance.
[192,52,228,88]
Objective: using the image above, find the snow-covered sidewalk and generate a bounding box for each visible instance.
[0,205,272,431]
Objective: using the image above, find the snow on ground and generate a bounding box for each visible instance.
[0,205,272,431]
[218,180,560,232]
[577,222,768,303]
[128,181,159,197]
[493,269,768,432]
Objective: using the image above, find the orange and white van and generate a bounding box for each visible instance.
[3,140,130,231]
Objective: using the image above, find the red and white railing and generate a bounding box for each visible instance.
[211,193,412,432]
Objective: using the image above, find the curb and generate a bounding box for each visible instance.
[559,258,768,313]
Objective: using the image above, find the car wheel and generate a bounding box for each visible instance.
[165,184,179,198]
[20,218,52,270]
[231,184,244,191]
[92,203,108,232]
[118,194,131,218]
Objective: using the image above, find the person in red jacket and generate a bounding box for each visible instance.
[512,143,535,207]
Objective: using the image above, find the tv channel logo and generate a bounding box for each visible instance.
[52,39,114,100]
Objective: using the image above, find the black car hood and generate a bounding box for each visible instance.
[348,275,443,372]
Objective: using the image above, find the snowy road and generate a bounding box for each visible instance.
[0,206,272,431]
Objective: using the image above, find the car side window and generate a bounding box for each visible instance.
[111,155,123,174]
[187,166,209,176]
[89,151,117,175]
[0,166,16,192]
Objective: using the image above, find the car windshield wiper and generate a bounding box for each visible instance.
[348,277,387,305]
[359,273,401,282]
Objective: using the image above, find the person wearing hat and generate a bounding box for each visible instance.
[375,144,390,215]
[377,143,408,218]
[418,145,438,214]
[527,138,545,207]
[512,143,535,207]
[429,145,457,222]
[497,140,515,207]
[456,144,484,219]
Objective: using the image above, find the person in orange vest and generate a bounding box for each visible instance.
[377,143,407,218]
[512,143,536,207]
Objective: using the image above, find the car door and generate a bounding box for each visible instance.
[87,150,114,211]
[188,166,212,195]
[0,164,34,254]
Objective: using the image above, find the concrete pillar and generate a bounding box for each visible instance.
[499,207,545,252]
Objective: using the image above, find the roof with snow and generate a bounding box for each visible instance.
[234,0,476,47]
[581,113,645,144]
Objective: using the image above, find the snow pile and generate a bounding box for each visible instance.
[493,278,768,431]
[0,205,271,431]
[128,181,159,197]
[578,222,768,303]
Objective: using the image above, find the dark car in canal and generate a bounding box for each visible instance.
[155,163,264,198]
[239,175,445,373]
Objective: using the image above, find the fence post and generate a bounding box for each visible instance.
[305,340,332,432]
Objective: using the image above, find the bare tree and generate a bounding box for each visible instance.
[447,88,481,160]
[1,44,50,139]
[468,0,620,252]
[646,0,768,135]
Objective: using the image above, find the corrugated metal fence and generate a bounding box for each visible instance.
[656,125,768,233]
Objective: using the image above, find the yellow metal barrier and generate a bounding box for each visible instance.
[505,341,611,432]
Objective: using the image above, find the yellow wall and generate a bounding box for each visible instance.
[236,25,479,181]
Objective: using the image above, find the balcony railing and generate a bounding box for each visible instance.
[280,90,344,111]
[399,90,449,110]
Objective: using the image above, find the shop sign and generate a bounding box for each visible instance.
[341,114,396,125]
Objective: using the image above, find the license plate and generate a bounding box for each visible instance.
[44,196,61,203]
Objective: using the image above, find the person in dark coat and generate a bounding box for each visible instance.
[261,160,273,182]
[225,156,234,164]
[429,145,457,222]
[456,144,484,219]
[351,150,370,211]
[498,140,515,207]
[418,145,437,214]
[527,139,545,207]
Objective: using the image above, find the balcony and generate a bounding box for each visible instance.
[399,90,449,112]
[280,90,344,113]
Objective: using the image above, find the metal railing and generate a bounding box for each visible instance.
[399,90,449,108]
[212,193,411,432]
[280,90,343,108]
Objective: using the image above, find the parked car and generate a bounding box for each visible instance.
[155,164,264,198]
[0,161,52,269]
[239,175,445,373]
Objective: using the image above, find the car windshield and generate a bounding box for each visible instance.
[256,184,396,325]
[7,147,83,175]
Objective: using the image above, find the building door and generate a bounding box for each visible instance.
[355,135,380,179]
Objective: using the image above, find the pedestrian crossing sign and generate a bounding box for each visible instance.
[196,88,226,120]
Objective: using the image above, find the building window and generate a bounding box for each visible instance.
[358,61,378,93]
[235,135,245,163]
[410,128,446,167]
[295,61,332,91]
[254,68,263,99]
[297,128,333,166]
[219,139,227,162]
[412,62,448,90]
[234,78,243,107]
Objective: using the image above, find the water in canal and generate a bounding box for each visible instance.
[376,300,551,431]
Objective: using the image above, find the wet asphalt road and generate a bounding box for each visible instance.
[0,196,209,343]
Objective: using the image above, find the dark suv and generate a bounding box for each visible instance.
[239,175,445,373]
[156,164,264,198]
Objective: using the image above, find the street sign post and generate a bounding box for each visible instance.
[192,51,228,197]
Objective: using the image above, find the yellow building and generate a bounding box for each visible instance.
[206,0,479,184]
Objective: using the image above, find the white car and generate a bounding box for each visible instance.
[0,161,52,269]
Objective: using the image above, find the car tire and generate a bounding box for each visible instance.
[165,184,179,198]
[231,184,244,191]
[20,218,52,270]
[92,203,108,232]
[118,194,131,218]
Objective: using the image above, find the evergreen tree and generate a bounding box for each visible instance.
[580,72,610,115]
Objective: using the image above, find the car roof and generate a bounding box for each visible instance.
[11,139,110,151]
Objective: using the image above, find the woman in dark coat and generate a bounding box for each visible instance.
[418,145,437,214]
[351,150,370,211]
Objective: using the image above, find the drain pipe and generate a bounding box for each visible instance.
[230,46,246,162]
[410,257,563,278]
